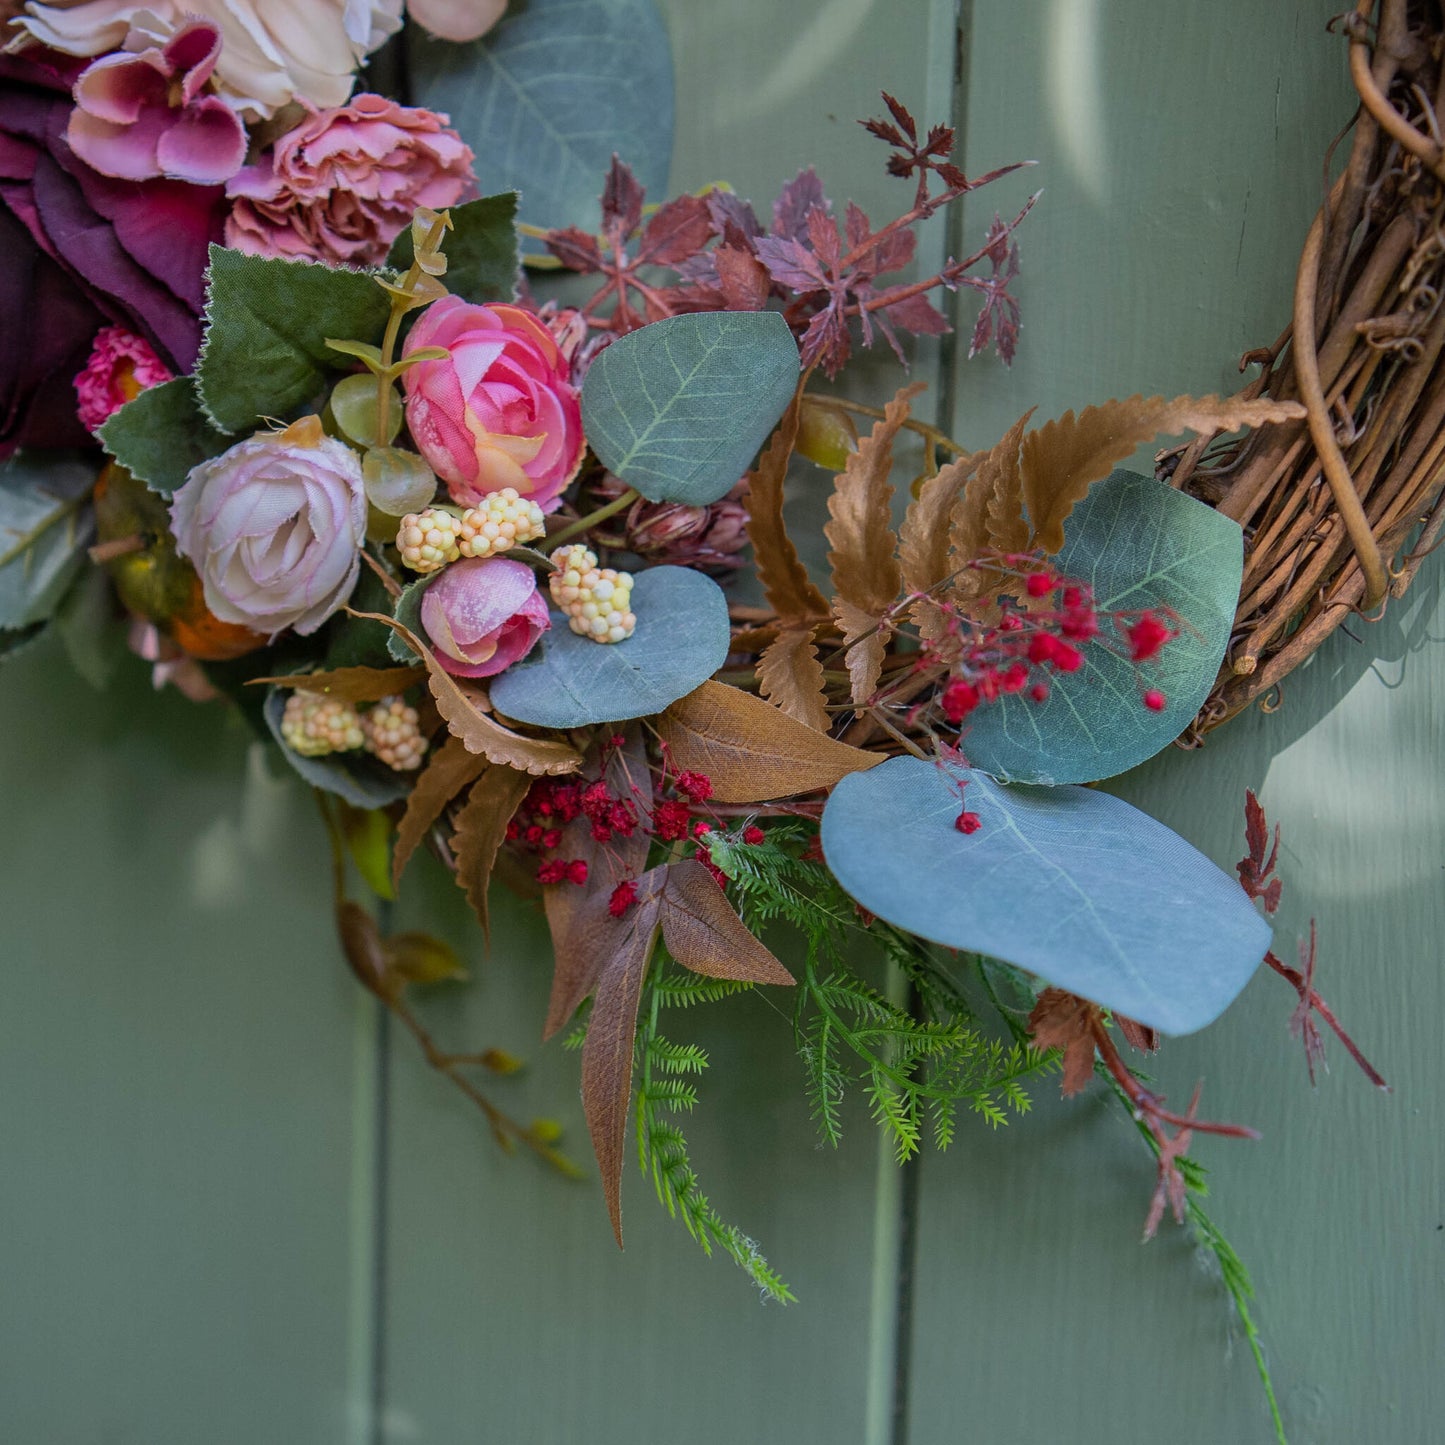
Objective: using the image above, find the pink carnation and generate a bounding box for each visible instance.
[74,325,173,432]
[224,94,474,268]
[420,556,550,679]
[402,298,585,511]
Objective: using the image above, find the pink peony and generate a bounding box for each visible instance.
[224,94,474,268]
[73,324,172,431]
[402,298,585,511]
[169,417,367,638]
[419,555,549,678]
[67,20,247,185]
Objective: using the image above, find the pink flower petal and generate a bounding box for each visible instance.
[73,51,168,127]
[155,98,248,185]
[163,20,223,102]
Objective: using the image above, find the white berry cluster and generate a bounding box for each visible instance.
[396,506,462,573]
[548,544,637,644]
[280,692,365,756]
[360,695,428,771]
[280,690,428,772]
[457,488,546,558]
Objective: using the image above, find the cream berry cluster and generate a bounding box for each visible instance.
[396,489,546,573]
[548,544,637,644]
[279,691,428,771]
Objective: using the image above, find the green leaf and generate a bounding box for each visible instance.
[409,0,673,245]
[490,565,731,726]
[0,455,95,629]
[96,378,230,494]
[0,621,47,664]
[821,757,1271,1035]
[386,192,520,303]
[384,931,469,987]
[322,563,402,671]
[337,801,396,901]
[581,311,800,505]
[197,246,392,433]
[263,687,410,808]
[385,572,437,664]
[962,470,1244,784]
[53,565,125,690]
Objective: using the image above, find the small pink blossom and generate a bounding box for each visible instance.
[224,94,474,268]
[74,325,173,432]
[420,556,550,678]
[403,298,584,510]
[126,618,219,703]
[67,20,247,185]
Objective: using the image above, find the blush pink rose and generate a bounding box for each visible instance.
[224,94,474,267]
[402,298,584,511]
[419,556,549,678]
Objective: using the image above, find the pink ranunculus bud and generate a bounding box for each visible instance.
[168,417,367,638]
[67,19,248,185]
[74,325,172,432]
[224,94,475,268]
[419,555,550,678]
[401,298,585,511]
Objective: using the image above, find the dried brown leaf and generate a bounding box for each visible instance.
[1020,393,1306,553]
[392,734,489,889]
[248,664,426,703]
[947,407,1034,596]
[898,449,981,594]
[757,625,830,731]
[744,382,829,621]
[1028,987,1101,1098]
[657,680,881,803]
[452,763,532,944]
[579,871,665,1245]
[660,861,795,985]
[348,609,582,776]
[336,900,388,998]
[835,597,888,704]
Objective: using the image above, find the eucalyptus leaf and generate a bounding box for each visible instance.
[581,311,800,505]
[198,246,392,433]
[490,565,730,726]
[386,192,520,303]
[963,470,1243,784]
[821,757,1270,1035]
[97,377,229,493]
[386,572,437,664]
[0,455,96,629]
[263,687,410,808]
[408,0,672,244]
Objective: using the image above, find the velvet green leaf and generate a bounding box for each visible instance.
[490,566,730,726]
[821,757,1271,1035]
[0,455,95,629]
[386,573,437,664]
[408,0,673,244]
[263,688,410,808]
[97,378,230,493]
[197,246,392,432]
[962,470,1243,784]
[387,192,520,303]
[580,311,800,505]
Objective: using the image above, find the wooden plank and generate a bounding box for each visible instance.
[909,2,1445,1441]
[0,639,370,1441]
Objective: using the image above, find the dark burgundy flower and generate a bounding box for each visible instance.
[0,50,225,455]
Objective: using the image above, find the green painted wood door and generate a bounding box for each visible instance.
[1,3,1440,1442]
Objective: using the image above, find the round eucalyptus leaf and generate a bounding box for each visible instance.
[490,565,730,726]
[821,756,1271,1035]
[580,311,800,506]
[263,688,410,809]
[963,470,1243,784]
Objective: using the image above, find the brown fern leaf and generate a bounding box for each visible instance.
[948,407,1034,602]
[452,763,532,944]
[744,381,829,621]
[898,449,981,595]
[836,598,888,704]
[1020,394,1306,553]
[392,734,489,890]
[757,625,830,731]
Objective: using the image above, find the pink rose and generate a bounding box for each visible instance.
[169,418,366,637]
[402,298,584,511]
[420,556,549,678]
[73,325,172,432]
[67,20,247,185]
[224,94,474,267]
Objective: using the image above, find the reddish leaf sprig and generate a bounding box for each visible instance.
[1237,790,1388,1089]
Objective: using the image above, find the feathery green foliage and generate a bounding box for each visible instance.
[634,956,794,1302]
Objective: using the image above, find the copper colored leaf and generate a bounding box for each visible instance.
[384,931,468,987]
[898,449,981,595]
[579,874,665,1245]
[660,861,795,985]
[835,597,887,705]
[1027,987,1100,1098]
[452,763,532,944]
[349,609,582,776]
[744,385,829,620]
[756,625,830,731]
[336,900,388,998]
[249,664,425,704]
[392,734,489,890]
[1019,394,1306,553]
[948,407,1033,590]
[657,681,881,803]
